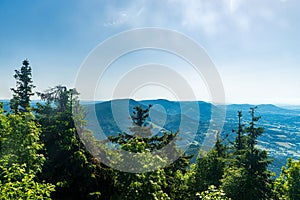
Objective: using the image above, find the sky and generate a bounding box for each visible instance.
[1,0,300,104]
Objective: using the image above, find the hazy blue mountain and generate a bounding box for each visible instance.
[0,100,42,112]
[84,99,208,146]
[140,99,215,122]
[140,99,181,115]
[280,105,300,111]
[227,103,299,115]
[84,99,300,175]
[2,100,10,112]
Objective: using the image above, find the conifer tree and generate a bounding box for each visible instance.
[234,111,244,151]
[36,86,115,199]
[222,107,273,200]
[109,104,192,199]
[191,132,227,196]
[10,60,35,113]
[231,111,247,168]
[129,105,153,137]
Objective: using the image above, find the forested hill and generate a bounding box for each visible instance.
[78,98,300,174]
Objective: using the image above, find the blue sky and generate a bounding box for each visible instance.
[1,0,300,104]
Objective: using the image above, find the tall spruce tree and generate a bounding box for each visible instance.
[234,111,244,151]
[222,107,273,200]
[10,60,35,113]
[231,110,247,168]
[109,105,192,199]
[129,105,153,137]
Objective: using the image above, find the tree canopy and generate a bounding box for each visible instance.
[0,60,300,199]
[10,60,35,113]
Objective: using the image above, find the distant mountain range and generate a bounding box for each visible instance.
[1,99,300,175]
[84,99,300,175]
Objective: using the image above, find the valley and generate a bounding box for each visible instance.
[84,99,300,175]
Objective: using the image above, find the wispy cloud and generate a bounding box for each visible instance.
[103,2,145,27]
[103,11,128,27]
[102,0,289,37]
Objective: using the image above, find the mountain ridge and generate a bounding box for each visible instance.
[84,99,300,175]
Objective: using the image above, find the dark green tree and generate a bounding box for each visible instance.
[37,85,78,112]
[10,60,35,113]
[246,107,264,153]
[234,111,245,151]
[129,105,153,137]
[109,105,192,199]
[36,86,115,200]
[222,107,273,200]
[231,111,247,169]
[190,132,227,197]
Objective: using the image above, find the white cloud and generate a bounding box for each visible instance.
[227,0,244,13]
[94,0,298,104]
[103,10,130,27]
[103,1,146,27]
[101,0,287,38]
[175,0,221,36]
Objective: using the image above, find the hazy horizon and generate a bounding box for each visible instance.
[1,98,300,107]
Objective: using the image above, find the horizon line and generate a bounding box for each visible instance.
[1,98,300,106]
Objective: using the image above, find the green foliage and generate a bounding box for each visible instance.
[233,111,245,151]
[36,86,115,199]
[37,85,78,112]
[0,104,55,199]
[10,60,35,113]
[197,185,230,200]
[117,169,170,200]
[129,105,153,137]
[166,166,194,200]
[221,107,273,200]
[6,60,300,199]
[0,112,44,171]
[189,132,227,198]
[110,105,192,199]
[0,162,55,200]
[131,105,152,127]
[193,148,226,193]
[221,167,248,199]
[273,158,300,200]
[245,107,264,152]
